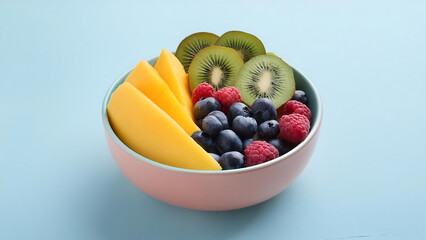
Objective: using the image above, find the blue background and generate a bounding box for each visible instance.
[1,1,426,239]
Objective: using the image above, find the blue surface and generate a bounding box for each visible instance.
[1,1,426,239]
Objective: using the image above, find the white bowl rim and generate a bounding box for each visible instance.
[102,63,323,175]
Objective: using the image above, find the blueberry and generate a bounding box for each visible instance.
[194,97,221,120]
[268,139,292,156]
[232,116,257,139]
[258,120,279,140]
[292,90,309,105]
[207,110,229,129]
[250,98,277,124]
[210,142,218,154]
[202,115,222,137]
[191,131,215,152]
[216,129,243,154]
[196,118,203,128]
[218,151,245,170]
[209,153,221,162]
[242,138,254,149]
[228,102,250,124]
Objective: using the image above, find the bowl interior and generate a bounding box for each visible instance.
[102,57,322,173]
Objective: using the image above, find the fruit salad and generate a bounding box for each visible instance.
[107,31,312,171]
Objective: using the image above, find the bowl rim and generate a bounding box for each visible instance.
[102,62,323,175]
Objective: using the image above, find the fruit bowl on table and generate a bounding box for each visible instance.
[102,56,323,211]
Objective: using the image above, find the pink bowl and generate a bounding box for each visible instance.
[102,58,323,211]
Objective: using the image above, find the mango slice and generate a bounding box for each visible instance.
[154,49,193,118]
[107,82,222,171]
[125,60,198,135]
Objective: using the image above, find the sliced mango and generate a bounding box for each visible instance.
[107,82,221,171]
[125,60,198,135]
[154,49,193,118]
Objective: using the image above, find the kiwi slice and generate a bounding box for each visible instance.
[175,32,219,72]
[235,55,295,108]
[188,46,244,91]
[215,31,266,62]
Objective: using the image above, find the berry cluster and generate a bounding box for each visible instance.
[191,83,312,170]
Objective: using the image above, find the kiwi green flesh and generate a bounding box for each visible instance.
[215,31,266,62]
[235,55,295,108]
[188,46,244,91]
[266,52,278,57]
[175,32,219,72]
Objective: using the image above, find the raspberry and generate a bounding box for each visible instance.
[215,87,242,113]
[281,100,311,120]
[279,113,310,144]
[192,83,216,104]
[244,141,279,167]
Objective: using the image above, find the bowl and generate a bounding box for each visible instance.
[102,57,323,211]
